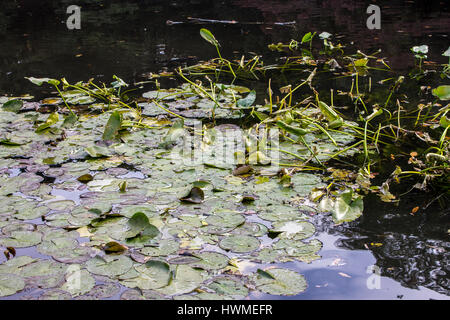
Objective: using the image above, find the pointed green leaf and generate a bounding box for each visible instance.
[200,28,219,47]
[103,111,122,141]
[2,99,23,113]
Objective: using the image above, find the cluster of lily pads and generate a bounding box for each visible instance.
[0,75,361,299]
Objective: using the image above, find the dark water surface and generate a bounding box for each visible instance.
[0,0,449,300]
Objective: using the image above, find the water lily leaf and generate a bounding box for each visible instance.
[160,119,184,149]
[432,85,450,101]
[62,113,78,128]
[2,99,23,113]
[440,112,450,128]
[252,248,284,263]
[0,273,25,297]
[53,247,94,264]
[251,268,307,296]
[19,260,66,289]
[233,222,268,237]
[0,231,42,248]
[274,239,323,263]
[236,90,256,108]
[25,77,55,86]
[200,28,219,47]
[205,211,245,229]
[126,212,160,239]
[61,269,95,297]
[320,189,364,223]
[86,255,133,277]
[301,32,314,43]
[121,260,171,290]
[125,214,160,245]
[36,112,59,133]
[77,174,94,183]
[120,288,165,300]
[353,58,369,67]
[0,139,24,146]
[41,97,62,106]
[207,276,249,298]
[103,111,122,141]
[257,268,276,279]
[219,235,260,253]
[14,206,48,220]
[46,200,75,211]
[19,260,66,278]
[103,241,128,254]
[80,283,121,299]
[333,192,363,223]
[156,265,205,296]
[139,239,179,257]
[175,292,232,300]
[37,237,78,256]
[0,256,37,274]
[270,221,315,240]
[38,289,71,300]
[191,251,229,270]
[180,187,204,204]
[85,146,112,158]
[168,255,201,265]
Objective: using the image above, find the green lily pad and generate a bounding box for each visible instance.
[319,189,364,223]
[61,268,96,297]
[432,85,450,101]
[139,239,180,257]
[37,237,78,256]
[190,251,230,270]
[120,288,165,300]
[103,111,122,141]
[0,231,42,248]
[14,205,49,220]
[270,220,315,240]
[86,255,133,277]
[156,265,205,296]
[19,260,67,289]
[0,256,37,274]
[219,235,260,253]
[120,260,171,290]
[2,99,23,113]
[251,268,307,296]
[207,276,249,298]
[125,212,160,244]
[0,273,25,297]
[80,283,121,299]
[38,289,72,300]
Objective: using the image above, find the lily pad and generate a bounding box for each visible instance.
[207,276,249,298]
[251,268,307,296]
[86,255,133,277]
[270,220,315,240]
[219,235,261,253]
[190,251,230,270]
[432,85,450,101]
[61,268,96,297]
[120,260,171,290]
[0,273,25,297]
[156,265,205,296]
[0,231,42,248]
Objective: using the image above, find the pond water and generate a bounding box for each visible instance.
[0,0,449,300]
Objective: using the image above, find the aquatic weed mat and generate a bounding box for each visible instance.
[0,83,354,300]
